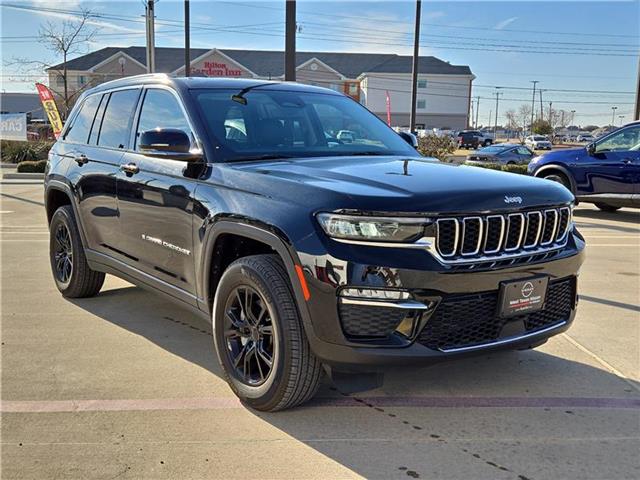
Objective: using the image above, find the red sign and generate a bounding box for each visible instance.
[35,83,63,138]
[193,61,243,77]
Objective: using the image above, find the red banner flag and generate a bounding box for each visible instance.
[35,83,63,139]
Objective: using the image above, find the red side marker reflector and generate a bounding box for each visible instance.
[294,265,311,301]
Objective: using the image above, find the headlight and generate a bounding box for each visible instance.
[316,213,430,243]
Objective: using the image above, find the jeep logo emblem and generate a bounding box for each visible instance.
[504,195,523,204]
[521,282,534,298]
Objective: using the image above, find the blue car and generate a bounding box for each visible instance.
[528,121,640,212]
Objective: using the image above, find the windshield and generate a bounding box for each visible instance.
[192,88,420,161]
[533,136,546,141]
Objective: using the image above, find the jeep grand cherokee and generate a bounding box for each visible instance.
[45,75,585,411]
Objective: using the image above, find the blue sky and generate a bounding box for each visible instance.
[1,0,639,126]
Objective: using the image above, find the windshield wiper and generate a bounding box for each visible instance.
[227,154,294,163]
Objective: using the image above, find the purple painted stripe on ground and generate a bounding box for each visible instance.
[1,396,638,413]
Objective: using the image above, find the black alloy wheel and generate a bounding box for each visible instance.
[223,285,277,386]
[53,223,73,284]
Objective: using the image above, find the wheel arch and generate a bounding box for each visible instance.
[533,164,577,194]
[200,220,311,327]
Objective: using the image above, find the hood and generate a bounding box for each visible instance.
[223,155,573,214]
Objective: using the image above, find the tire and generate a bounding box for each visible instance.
[542,172,571,190]
[595,203,621,213]
[49,205,105,298]
[483,140,491,147]
[212,254,322,411]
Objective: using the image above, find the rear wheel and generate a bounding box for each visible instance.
[49,205,105,298]
[213,254,322,411]
[595,203,621,213]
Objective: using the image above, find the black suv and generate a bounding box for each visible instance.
[45,75,585,411]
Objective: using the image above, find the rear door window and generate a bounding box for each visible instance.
[64,94,101,144]
[97,89,140,149]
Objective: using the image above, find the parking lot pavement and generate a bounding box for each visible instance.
[1,184,639,480]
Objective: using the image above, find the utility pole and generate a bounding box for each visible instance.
[548,101,553,124]
[184,0,190,77]
[409,0,422,133]
[145,0,156,73]
[530,80,538,135]
[611,106,618,127]
[635,53,640,120]
[571,109,576,126]
[539,90,544,121]
[285,0,296,81]
[488,109,492,128]
[494,88,502,138]
[475,96,480,129]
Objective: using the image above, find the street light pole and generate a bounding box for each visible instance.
[494,88,502,139]
[409,0,422,133]
[475,96,480,129]
[611,106,618,127]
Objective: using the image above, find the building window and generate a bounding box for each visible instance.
[418,80,427,88]
[78,75,87,85]
[417,100,426,109]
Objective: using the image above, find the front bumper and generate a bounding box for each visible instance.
[297,231,585,370]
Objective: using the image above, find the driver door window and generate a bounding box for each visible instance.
[135,89,192,150]
[596,126,640,153]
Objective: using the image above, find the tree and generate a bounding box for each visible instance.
[7,9,98,118]
[532,119,553,135]
[417,135,456,161]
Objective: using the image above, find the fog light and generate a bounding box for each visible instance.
[340,288,411,300]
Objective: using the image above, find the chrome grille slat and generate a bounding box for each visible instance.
[434,206,572,264]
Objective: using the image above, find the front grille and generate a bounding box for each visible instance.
[339,303,406,338]
[417,278,575,351]
[435,206,571,263]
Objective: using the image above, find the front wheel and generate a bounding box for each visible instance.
[595,203,621,213]
[49,205,105,298]
[213,254,322,411]
[542,172,570,190]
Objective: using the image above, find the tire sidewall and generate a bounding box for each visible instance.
[212,261,292,408]
[49,207,77,292]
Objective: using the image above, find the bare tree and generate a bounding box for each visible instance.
[7,9,98,118]
[513,104,532,140]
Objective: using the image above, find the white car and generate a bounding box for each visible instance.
[525,135,552,150]
[576,134,595,143]
[337,130,356,143]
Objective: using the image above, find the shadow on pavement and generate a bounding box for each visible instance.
[70,284,640,480]
[573,207,640,227]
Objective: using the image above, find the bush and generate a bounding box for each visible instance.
[417,134,456,161]
[16,160,47,173]
[464,162,529,175]
[1,140,53,163]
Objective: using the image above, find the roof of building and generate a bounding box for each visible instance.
[0,92,45,119]
[48,47,472,78]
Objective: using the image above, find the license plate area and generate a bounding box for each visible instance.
[498,276,549,318]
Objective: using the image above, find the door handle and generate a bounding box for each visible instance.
[622,158,634,164]
[74,154,88,166]
[120,163,140,175]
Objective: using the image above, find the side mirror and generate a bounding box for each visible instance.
[398,131,419,149]
[139,128,202,161]
[587,142,596,155]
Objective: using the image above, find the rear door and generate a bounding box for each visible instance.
[116,87,199,295]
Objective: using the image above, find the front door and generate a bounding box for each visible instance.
[116,87,199,295]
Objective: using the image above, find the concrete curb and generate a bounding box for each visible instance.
[2,172,45,180]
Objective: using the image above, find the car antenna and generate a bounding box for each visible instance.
[231,83,273,105]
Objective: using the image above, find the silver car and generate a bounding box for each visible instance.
[466,143,535,166]
[525,135,553,150]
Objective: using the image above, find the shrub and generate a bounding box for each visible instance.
[16,160,47,173]
[1,140,53,163]
[417,134,456,161]
[464,162,529,175]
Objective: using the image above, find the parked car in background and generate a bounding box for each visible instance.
[576,133,595,143]
[466,144,535,165]
[525,135,553,150]
[529,121,640,212]
[457,130,494,148]
[336,130,356,143]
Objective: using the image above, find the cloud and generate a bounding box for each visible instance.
[494,17,519,30]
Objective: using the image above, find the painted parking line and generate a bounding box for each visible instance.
[2,396,638,413]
